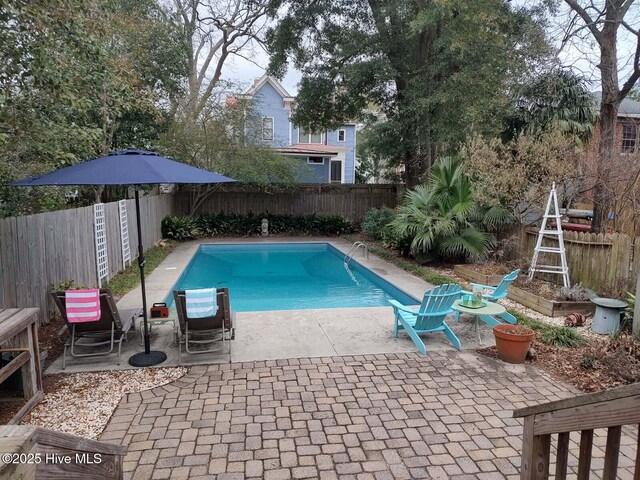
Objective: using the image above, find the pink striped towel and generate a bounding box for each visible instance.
[65,289,102,323]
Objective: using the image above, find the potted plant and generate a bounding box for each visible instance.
[493,324,535,364]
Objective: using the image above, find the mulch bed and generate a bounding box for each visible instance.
[477,335,640,393]
[459,262,572,300]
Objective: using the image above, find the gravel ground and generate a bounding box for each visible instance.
[22,367,186,439]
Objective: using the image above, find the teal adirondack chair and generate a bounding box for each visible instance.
[456,269,521,324]
[389,284,462,354]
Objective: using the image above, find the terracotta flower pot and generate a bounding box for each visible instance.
[493,324,535,364]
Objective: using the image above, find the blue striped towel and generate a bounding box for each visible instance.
[185,288,218,318]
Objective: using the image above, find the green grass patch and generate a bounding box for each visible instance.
[344,235,457,286]
[104,242,175,298]
[508,309,588,348]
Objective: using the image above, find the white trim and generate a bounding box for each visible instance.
[243,75,294,100]
[337,129,346,142]
[94,203,109,287]
[262,116,274,141]
[307,156,325,165]
[288,114,292,145]
[118,200,131,269]
[352,128,357,184]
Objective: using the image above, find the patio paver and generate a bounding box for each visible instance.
[101,351,637,479]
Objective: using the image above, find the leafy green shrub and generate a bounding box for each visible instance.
[511,310,588,348]
[538,327,588,349]
[559,283,595,301]
[161,216,200,240]
[362,207,395,241]
[163,213,355,240]
[50,279,85,291]
[580,356,598,369]
[624,291,635,324]
[391,157,510,262]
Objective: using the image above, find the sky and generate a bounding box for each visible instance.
[221,48,302,95]
[219,3,638,97]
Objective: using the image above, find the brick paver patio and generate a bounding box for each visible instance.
[101,351,637,480]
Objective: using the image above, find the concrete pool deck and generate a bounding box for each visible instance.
[47,237,497,374]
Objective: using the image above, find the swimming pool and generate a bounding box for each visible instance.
[166,243,418,312]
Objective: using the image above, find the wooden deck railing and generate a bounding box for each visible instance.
[513,382,640,479]
[0,425,126,479]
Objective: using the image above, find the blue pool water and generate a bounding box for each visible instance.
[166,243,418,312]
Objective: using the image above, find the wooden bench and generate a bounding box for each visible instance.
[0,308,43,423]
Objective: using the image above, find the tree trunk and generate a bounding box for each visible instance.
[405,160,421,188]
[592,26,620,234]
[634,271,640,338]
[592,100,618,232]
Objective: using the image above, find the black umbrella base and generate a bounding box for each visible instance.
[129,350,168,367]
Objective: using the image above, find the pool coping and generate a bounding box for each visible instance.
[160,240,422,311]
[116,237,434,313]
[46,237,496,373]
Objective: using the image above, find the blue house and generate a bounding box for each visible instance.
[239,75,357,184]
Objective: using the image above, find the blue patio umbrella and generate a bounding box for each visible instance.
[10,149,236,367]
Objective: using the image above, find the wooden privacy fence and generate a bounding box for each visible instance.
[512,228,639,294]
[0,194,174,321]
[174,184,403,221]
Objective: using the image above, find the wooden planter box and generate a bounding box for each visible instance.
[454,265,596,317]
[507,286,596,318]
[454,264,505,287]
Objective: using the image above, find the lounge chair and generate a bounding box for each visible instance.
[389,284,462,354]
[173,288,232,363]
[456,269,520,324]
[51,289,134,369]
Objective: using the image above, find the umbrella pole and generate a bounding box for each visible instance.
[129,187,167,367]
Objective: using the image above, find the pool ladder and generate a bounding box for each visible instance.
[344,241,369,266]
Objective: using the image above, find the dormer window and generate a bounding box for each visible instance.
[262,117,274,141]
[338,129,346,142]
[299,128,322,144]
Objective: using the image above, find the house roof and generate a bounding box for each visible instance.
[619,96,640,117]
[274,144,347,157]
[592,92,640,118]
[241,75,295,102]
[241,74,360,125]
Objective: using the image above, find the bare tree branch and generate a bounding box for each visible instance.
[563,0,603,44]
[172,0,269,119]
[619,35,640,99]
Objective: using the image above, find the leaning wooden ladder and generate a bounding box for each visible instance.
[528,183,571,288]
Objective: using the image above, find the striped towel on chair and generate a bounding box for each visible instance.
[65,289,101,323]
[185,288,218,318]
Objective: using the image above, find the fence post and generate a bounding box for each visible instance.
[634,272,640,338]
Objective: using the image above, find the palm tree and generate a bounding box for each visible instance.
[391,157,511,261]
[503,70,598,142]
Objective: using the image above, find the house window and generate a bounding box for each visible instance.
[299,128,322,144]
[338,129,346,142]
[622,123,637,153]
[307,156,324,165]
[262,117,274,141]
